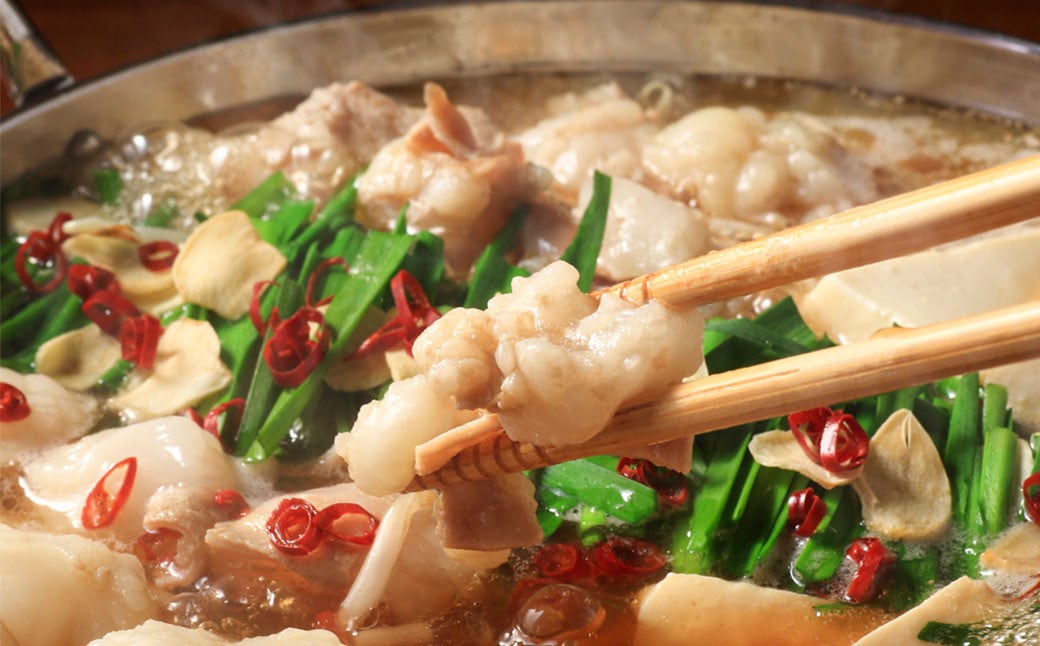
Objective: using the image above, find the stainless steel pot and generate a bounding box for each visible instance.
[2,0,1039,186]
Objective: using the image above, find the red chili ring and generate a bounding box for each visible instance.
[1023,471,1040,526]
[616,457,689,507]
[787,406,832,464]
[249,280,281,335]
[0,382,31,423]
[15,231,68,292]
[47,212,73,244]
[67,264,119,300]
[83,289,141,336]
[203,398,246,446]
[82,457,138,530]
[534,543,584,579]
[591,536,667,577]
[120,314,163,370]
[787,487,828,537]
[313,502,379,546]
[305,257,350,309]
[137,240,179,272]
[213,489,250,520]
[844,537,896,603]
[819,413,870,473]
[263,307,329,388]
[350,270,441,359]
[266,497,321,556]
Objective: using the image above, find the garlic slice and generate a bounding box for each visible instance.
[62,232,180,314]
[35,325,122,391]
[172,210,286,320]
[110,319,232,420]
[748,429,863,489]
[979,522,1040,577]
[851,409,952,542]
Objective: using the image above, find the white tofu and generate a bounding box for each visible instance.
[634,573,880,645]
[799,225,1040,431]
[799,226,1040,344]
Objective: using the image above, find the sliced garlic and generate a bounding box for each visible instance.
[62,232,180,314]
[325,307,394,392]
[35,325,122,391]
[172,210,286,320]
[851,409,952,542]
[4,196,105,236]
[748,429,863,489]
[110,319,231,420]
[979,522,1040,577]
[386,349,421,382]
[852,576,1011,645]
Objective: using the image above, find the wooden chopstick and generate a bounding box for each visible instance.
[409,301,1040,490]
[597,154,1040,308]
[403,155,1040,490]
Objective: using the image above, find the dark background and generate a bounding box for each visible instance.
[2,0,1037,117]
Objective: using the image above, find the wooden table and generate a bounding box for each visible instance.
[2,0,1037,117]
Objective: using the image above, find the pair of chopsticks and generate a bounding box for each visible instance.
[407,154,1040,491]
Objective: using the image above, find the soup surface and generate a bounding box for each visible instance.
[1,73,1038,646]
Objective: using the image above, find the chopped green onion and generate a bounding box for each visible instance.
[244,231,413,461]
[670,426,754,574]
[143,197,179,227]
[234,279,305,454]
[231,171,294,219]
[793,486,863,584]
[560,171,611,292]
[92,168,122,206]
[539,458,658,525]
[464,206,530,309]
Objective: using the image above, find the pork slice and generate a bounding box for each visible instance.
[218,81,422,203]
[436,472,543,551]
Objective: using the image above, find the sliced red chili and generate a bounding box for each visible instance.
[787,487,827,537]
[351,269,441,359]
[203,398,246,447]
[264,307,329,388]
[844,537,896,603]
[616,458,689,507]
[0,382,31,423]
[266,497,321,556]
[120,314,163,370]
[67,264,119,300]
[787,406,832,463]
[788,407,868,474]
[534,543,588,580]
[180,407,205,428]
[47,212,73,244]
[213,489,250,519]
[137,240,179,271]
[82,457,137,530]
[305,257,349,308]
[249,280,281,335]
[819,413,869,472]
[134,527,181,564]
[83,289,141,336]
[1023,471,1040,526]
[591,536,667,577]
[15,231,68,292]
[314,502,379,546]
